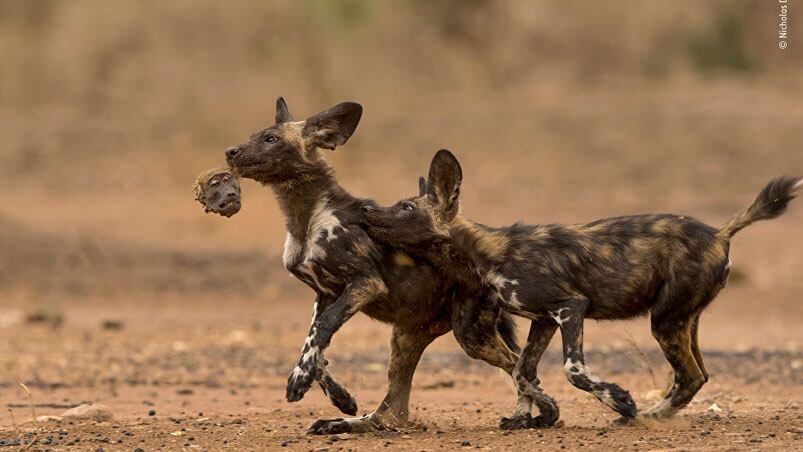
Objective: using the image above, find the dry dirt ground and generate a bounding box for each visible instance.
[1,188,803,451]
[0,141,801,451]
[2,3,802,449]
[0,289,800,451]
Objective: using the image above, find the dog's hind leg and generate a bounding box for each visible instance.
[689,313,708,383]
[316,356,358,416]
[375,327,441,423]
[451,297,559,428]
[557,299,637,419]
[642,314,706,418]
[306,327,440,434]
[452,295,519,375]
[500,316,560,429]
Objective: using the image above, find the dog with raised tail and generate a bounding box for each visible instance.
[361,149,800,426]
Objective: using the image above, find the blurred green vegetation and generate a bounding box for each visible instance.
[0,0,799,194]
[687,12,754,72]
[311,0,369,27]
[1,0,801,300]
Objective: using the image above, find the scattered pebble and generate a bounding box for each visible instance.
[37,415,65,422]
[101,320,124,330]
[707,403,723,413]
[643,389,663,400]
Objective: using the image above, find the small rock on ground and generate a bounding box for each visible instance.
[60,403,114,422]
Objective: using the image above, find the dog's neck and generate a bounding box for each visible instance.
[422,216,509,289]
[269,161,347,241]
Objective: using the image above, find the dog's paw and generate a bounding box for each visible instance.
[612,415,637,426]
[532,395,561,426]
[319,380,358,416]
[306,415,380,435]
[286,366,315,402]
[499,413,555,430]
[608,388,637,419]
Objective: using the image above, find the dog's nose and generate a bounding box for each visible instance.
[226,192,238,199]
[361,205,375,214]
[225,147,240,159]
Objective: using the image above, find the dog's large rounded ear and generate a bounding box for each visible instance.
[427,149,462,213]
[418,176,427,197]
[275,97,293,124]
[303,102,363,150]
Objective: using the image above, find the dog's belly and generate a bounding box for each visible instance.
[370,252,453,328]
[282,218,451,329]
[287,257,451,330]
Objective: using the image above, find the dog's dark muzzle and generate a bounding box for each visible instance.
[225,147,241,162]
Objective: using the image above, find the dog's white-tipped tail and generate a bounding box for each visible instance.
[717,176,802,239]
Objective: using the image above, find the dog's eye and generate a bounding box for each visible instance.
[265,136,278,143]
[209,179,219,187]
[402,203,415,211]
[222,175,230,181]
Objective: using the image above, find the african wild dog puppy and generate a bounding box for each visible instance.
[361,149,801,425]
[192,166,361,416]
[224,99,521,434]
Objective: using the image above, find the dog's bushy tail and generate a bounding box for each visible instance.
[717,176,802,239]
[497,311,520,354]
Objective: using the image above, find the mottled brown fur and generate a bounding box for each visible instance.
[225,101,521,434]
[361,149,801,423]
[392,251,415,266]
[193,165,361,415]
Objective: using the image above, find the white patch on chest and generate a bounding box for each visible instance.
[283,233,303,268]
[282,197,342,296]
[308,197,341,243]
[282,197,342,268]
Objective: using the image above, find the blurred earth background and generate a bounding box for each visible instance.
[0,1,801,449]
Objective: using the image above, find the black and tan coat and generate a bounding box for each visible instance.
[193,166,369,415]
[224,101,520,434]
[362,149,801,425]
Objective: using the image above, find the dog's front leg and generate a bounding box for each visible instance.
[306,326,440,435]
[305,297,358,415]
[286,277,387,403]
[316,362,358,415]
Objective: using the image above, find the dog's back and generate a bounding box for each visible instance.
[497,214,729,320]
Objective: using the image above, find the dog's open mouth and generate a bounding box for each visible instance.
[206,199,241,217]
[217,200,239,210]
